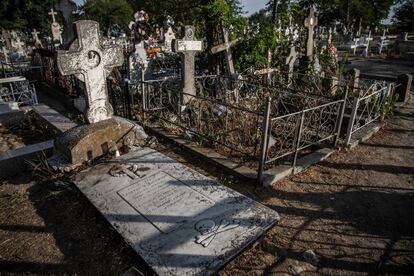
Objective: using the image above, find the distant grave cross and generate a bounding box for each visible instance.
[328,27,332,44]
[14,37,24,50]
[49,8,58,23]
[174,25,202,104]
[57,20,124,123]
[31,29,40,42]
[304,6,318,58]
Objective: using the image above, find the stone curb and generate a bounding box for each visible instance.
[147,126,335,186]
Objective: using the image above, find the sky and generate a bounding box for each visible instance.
[240,0,267,16]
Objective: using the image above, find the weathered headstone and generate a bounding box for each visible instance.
[56,0,77,46]
[51,20,148,167]
[57,20,123,123]
[49,8,63,45]
[304,6,318,59]
[74,147,279,276]
[174,25,202,104]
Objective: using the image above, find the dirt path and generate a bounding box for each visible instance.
[0,95,413,275]
[222,95,414,275]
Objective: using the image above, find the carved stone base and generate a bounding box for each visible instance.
[51,116,148,169]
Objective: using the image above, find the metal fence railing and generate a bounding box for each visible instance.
[257,95,347,181]
[100,70,396,184]
[345,83,393,145]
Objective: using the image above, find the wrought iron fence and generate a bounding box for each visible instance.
[345,83,393,145]
[137,80,264,160]
[122,72,394,184]
[257,95,347,181]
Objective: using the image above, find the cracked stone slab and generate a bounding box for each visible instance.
[73,147,279,276]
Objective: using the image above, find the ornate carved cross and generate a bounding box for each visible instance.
[57,20,124,123]
[304,6,318,58]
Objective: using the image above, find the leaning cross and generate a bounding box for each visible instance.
[57,20,124,123]
[174,25,202,104]
[304,6,318,58]
[210,26,239,75]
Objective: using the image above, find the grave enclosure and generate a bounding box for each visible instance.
[1,5,413,275]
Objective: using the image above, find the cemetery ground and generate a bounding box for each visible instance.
[0,93,413,275]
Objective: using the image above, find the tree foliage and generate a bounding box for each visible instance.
[80,0,133,33]
[0,0,59,33]
[392,0,414,31]
[298,0,394,26]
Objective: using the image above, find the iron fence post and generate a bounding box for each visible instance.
[258,96,271,184]
[124,79,132,120]
[345,97,359,146]
[141,81,146,123]
[334,86,349,147]
[292,110,305,173]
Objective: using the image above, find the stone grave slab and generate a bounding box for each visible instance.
[74,147,279,276]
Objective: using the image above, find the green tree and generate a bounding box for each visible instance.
[0,0,59,33]
[393,0,414,31]
[298,0,394,26]
[81,0,133,33]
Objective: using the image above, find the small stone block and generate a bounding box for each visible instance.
[54,116,147,165]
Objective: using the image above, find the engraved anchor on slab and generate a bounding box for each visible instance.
[57,20,124,123]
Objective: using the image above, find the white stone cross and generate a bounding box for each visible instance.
[174,25,202,104]
[14,37,24,51]
[32,29,43,48]
[210,26,239,75]
[57,20,124,123]
[49,8,63,44]
[363,31,372,57]
[31,29,40,42]
[49,8,58,23]
[328,27,332,44]
[304,6,318,58]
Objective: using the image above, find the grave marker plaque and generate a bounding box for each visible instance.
[74,147,279,275]
[118,171,215,233]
